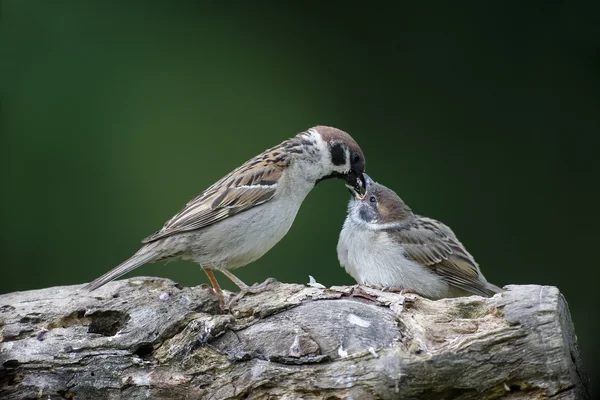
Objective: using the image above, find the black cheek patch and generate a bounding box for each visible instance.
[330,142,346,166]
[359,206,377,223]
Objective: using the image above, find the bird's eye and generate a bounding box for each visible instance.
[369,195,377,203]
[351,152,361,164]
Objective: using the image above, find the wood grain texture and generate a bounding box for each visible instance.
[0,278,590,399]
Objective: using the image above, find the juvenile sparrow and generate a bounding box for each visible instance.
[337,175,501,299]
[85,126,366,306]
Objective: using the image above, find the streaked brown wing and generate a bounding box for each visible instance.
[391,217,493,297]
[142,147,289,243]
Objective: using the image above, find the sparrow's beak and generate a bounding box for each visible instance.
[362,173,374,189]
[346,171,366,199]
[345,183,364,199]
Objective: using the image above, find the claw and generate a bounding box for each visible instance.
[225,277,277,308]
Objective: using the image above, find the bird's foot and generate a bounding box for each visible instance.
[247,277,278,293]
[226,277,277,308]
[377,286,415,295]
[349,285,380,301]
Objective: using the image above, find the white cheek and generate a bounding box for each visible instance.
[308,129,351,175]
[338,147,351,173]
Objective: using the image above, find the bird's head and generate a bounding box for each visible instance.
[346,174,413,229]
[296,125,366,195]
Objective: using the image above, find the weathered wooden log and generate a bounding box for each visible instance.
[0,278,589,399]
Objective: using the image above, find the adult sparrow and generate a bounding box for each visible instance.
[337,174,501,299]
[85,126,366,307]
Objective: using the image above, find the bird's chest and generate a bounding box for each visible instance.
[197,189,305,269]
[339,226,396,280]
[338,224,433,289]
[339,226,381,268]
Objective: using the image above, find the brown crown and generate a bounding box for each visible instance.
[371,183,413,224]
[311,125,365,163]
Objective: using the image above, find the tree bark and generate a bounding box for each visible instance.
[0,278,589,399]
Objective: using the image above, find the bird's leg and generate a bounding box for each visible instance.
[202,267,225,309]
[220,270,276,306]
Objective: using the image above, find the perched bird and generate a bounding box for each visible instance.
[337,175,501,299]
[85,126,366,307]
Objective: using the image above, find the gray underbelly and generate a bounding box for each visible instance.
[178,200,299,269]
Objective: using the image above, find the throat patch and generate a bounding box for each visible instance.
[359,206,377,223]
[330,142,346,166]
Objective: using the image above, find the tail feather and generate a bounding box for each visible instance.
[83,250,158,291]
[485,282,503,295]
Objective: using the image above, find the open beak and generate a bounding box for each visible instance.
[344,183,364,199]
[346,170,366,199]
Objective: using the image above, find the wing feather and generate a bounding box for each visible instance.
[142,146,290,243]
[391,217,495,297]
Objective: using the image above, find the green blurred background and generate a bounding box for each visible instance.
[2,1,599,394]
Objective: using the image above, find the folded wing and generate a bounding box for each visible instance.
[143,147,288,243]
[391,217,496,297]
